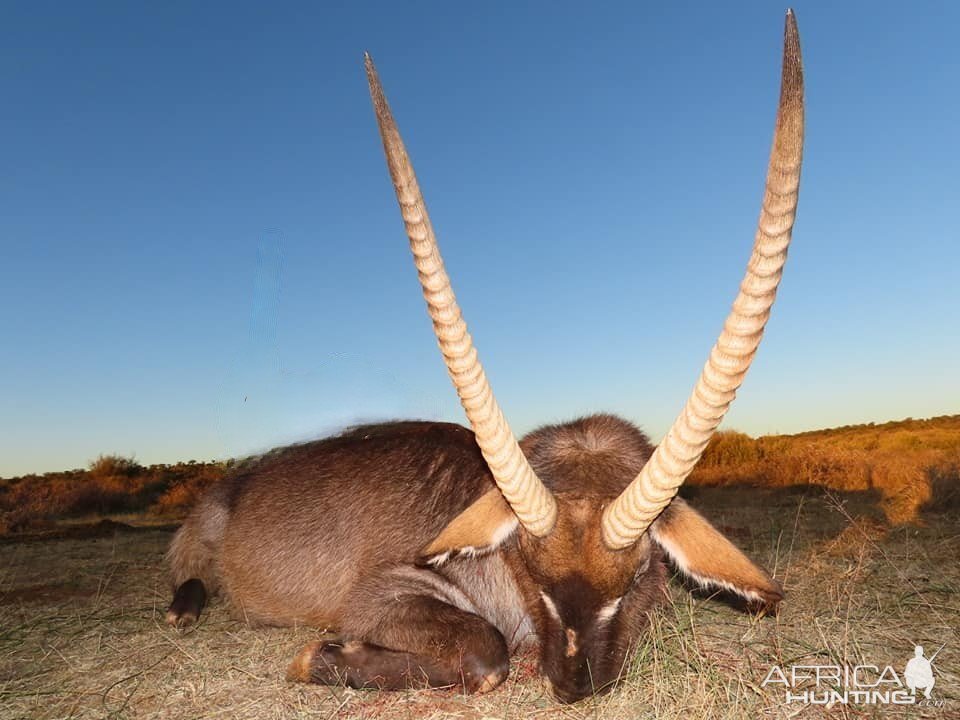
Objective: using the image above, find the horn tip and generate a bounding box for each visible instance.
[779,8,803,106]
[783,9,801,57]
[364,53,389,116]
[783,8,800,45]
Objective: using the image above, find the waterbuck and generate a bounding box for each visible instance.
[167,11,804,703]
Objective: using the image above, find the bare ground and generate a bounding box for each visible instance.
[1,487,957,720]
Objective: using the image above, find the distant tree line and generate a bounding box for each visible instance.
[2,414,957,535]
[0,455,229,534]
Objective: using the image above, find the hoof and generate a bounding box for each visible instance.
[166,579,207,628]
[474,668,506,693]
[165,607,199,628]
[462,652,509,694]
[287,636,349,683]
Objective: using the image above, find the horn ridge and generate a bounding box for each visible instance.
[601,11,805,549]
[365,54,558,537]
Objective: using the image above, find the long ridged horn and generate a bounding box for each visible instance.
[365,54,558,537]
[602,10,805,549]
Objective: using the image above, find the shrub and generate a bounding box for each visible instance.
[151,475,219,517]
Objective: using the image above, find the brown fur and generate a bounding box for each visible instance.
[167,414,781,703]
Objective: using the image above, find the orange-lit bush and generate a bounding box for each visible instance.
[689,415,960,523]
[0,455,227,533]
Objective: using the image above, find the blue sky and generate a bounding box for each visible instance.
[2,2,957,476]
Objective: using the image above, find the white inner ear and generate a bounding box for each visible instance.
[651,529,765,603]
[488,516,520,549]
[425,551,451,567]
[424,515,518,567]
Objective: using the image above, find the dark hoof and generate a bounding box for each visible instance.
[166,578,207,628]
[460,650,510,694]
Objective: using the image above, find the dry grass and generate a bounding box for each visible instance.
[2,486,957,719]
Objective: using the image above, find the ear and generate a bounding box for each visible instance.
[417,488,519,567]
[649,497,783,608]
